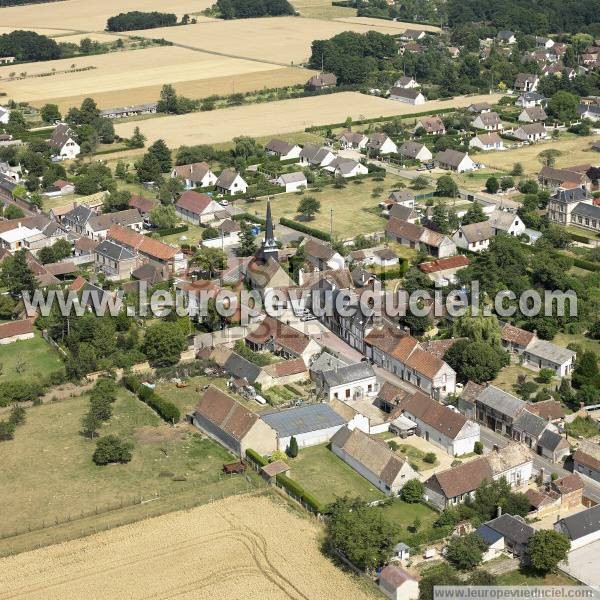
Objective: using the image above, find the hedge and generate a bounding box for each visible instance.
[275,473,323,513]
[150,224,188,237]
[232,212,266,226]
[245,448,269,467]
[573,257,600,272]
[569,232,597,244]
[122,375,180,423]
[279,217,331,241]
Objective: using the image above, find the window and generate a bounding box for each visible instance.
[345,388,351,399]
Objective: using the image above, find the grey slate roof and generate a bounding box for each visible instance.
[215,168,240,189]
[49,123,76,150]
[223,351,261,384]
[399,141,428,159]
[261,403,346,437]
[480,514,535,546]
[309,352,351,374]
[278,171,306,184]
[475,523,504,546]
[321,362,375,387]
[552,188,588,204]
[525,340,576,365]
[514,409,548,438]
[476,385,526,418]
[95,239,135,261]
[571,202,600,220]
[557,504,600,540]
[64,204,93,226]
[88,208,142,232]
[539,429,567,452]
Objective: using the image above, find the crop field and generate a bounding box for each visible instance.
[127,16,412,65]
[0,0,213,31]
[333,16,441,32]
[0,46,306,109]
[115,91,504,147]
[52,32,125,44]
[0,26,73,36]
[0,494,378,600]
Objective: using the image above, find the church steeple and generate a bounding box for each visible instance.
[258,200,278,262]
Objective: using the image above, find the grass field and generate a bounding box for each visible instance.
[378,499,438,532]
[0,46,307,109]
[127,16,422,65]
[0,0,213,31]
[554,331,600,355]
[0,333,63,383]
[492,363,539,394]
[0,493,379,600]
[115,91,504,147]
[0,389,246,534]
[290,443,386,505]
[241,175,406,238]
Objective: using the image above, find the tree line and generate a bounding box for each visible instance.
[106,11,178,32]
[214,0,295,19]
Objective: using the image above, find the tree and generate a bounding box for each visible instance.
[92,435,133,465]
[150,204,178,229]
[474,441,483,454]
[81,410,101,439]
[400,478,424,503]
[4,204,24,219]
[1,249,37,300]
[452,311,502,346]
[431,203,450,233]
[538,368,555,383]
[411,175,431,190]
[296,195,321,221]
[136,152,163,183]
[40,103,61,123]
[462,202,487,225]
[190,246,227,277]
[103,189,131,212]
[485,176,499,194]
[7,110,28,137]
[142,321,186,367]
[287,435,299,458]
[326,497,400,573]
[147,139,172,172]
[445,339,509,383]
[127,126,146,149]
[445,532,487,570]
[547,91,579,122]
[419,563,462,600]
[528,530,570,573]
[537,149,562,167]
[236,222,257,257]
[436,174,458,197]
[500,176,514,191]
[511,162,524,176]
[468,571,497,585]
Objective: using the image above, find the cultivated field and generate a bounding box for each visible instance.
[127,16,415,65]
[291,0,356,19]
[0,46,307,109]
[52,32,124,44]
[0,0,213,31]
[0,26,73,36]
[115,91,503,146]
[333,16,441,32]
[0,494,378,600]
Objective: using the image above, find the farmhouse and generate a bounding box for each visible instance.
[399,141,432,162]
[367,133,398,155]
[513,123,547,142]
[396,391,480,456]
[435,149,476,173]
[389,88,426,105]
[191,385,277,456]
[555,504,600,549]
[276,171,307,192]
[0,319,34,345]
[424,444,532,509]
[522,339,576,377]
[99,103,157,119]
[265,139,302,160]
[87,209,144,241]
[453,221,493,252]
[129,195,157,219]
[540,166,592,192]
[331,426,418,495]
[469,132,504,151]
[49,123,80,160]
[171,162,217,189]
[261,404,346,451]
[215,169,247,195]
[175,190,221,225]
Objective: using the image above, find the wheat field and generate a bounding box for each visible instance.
[0,494,377,600]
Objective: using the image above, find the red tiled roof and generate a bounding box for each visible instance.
[574,448,600,473]
[553,473,583,495]
[246,316,311,355]
[501,323,535,348]
[263,358,307,378]
[0,319,33,340]
[69,275,86,291]
[399,391,467,439]
[428,456,493,499]
[129,195,156,214]
[419,255,470,274]
[107,225,178,261]
[175,190,214,215]
[525,400,565,421]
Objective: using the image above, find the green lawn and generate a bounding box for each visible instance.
[554,331,600,355]
[290,443,386,505]
[396,443,439,472]
[240,174,410,239]
[377,499,438,532]
[497,568,578,586]
[492,363,538,394]
[0,389,248,534]
[0,333,64,383]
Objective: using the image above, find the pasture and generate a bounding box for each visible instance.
[114,91,504,147]
[0,494,378,600]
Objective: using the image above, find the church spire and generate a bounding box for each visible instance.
[258,200,278,262]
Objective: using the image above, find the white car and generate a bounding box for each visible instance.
[219,199,229,206]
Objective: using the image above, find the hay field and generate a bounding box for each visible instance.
[115,91,504,146]
[127,16,413,64]
[0,494,377,600]
[0,0,213,31]
[0,46,295,108]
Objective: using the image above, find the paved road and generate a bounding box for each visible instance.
[480,426,600,504]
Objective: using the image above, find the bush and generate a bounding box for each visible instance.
[152,224,188,237]
[123,376,181,423]
[423,452,437,464]
[474,441,484,455]
[537,368,555,383]
[401,478,425,503]
[92,435,133,465]
[0,380,44,406]
[245,448,269,467]
[0,420,16,441]
[276,473,323,513]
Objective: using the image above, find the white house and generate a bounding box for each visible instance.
[276,171,307,192]
[522,340,576,377]
[303,238,345,271]
[393,76,420,89]
[316,362,378,401]
[399,141,432,162]
[175,190,222,225]
[0,224,41,251]
[513,123,547,142]
[261,404,347,451]
[0,106,9,125]
[299,144,336,167]
[171,162,217,189]
[471,112,503,131]
[337,131,368,150]
[215,169,248,195]
[397,391,480,456]
[453,221,493,252]
[435,149,477,173]
[379,566,419,600]
[49,123,80,160]
[516,92,546,108]
[518,107,547,123]
[514,73,539,92]
[325,157,368,178]
[265,139,302,161]
[367,133,398,155]
[469,132,504,151]
[488,210,526,236]
[331,426,418,495]
[389,88,426,105]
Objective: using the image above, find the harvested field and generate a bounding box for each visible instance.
[333,16,441,32]
[0,46,297,108]
[127,16,413,64]
[0,494,378,600]
[290,0,356,19]
[0,26,74,36]
[0,0,213,31]
[115,91,504,146]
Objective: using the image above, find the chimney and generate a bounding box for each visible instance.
[497,505,502,518]
[493,444,499,452]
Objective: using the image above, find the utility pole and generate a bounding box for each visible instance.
[330,208,333,240]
